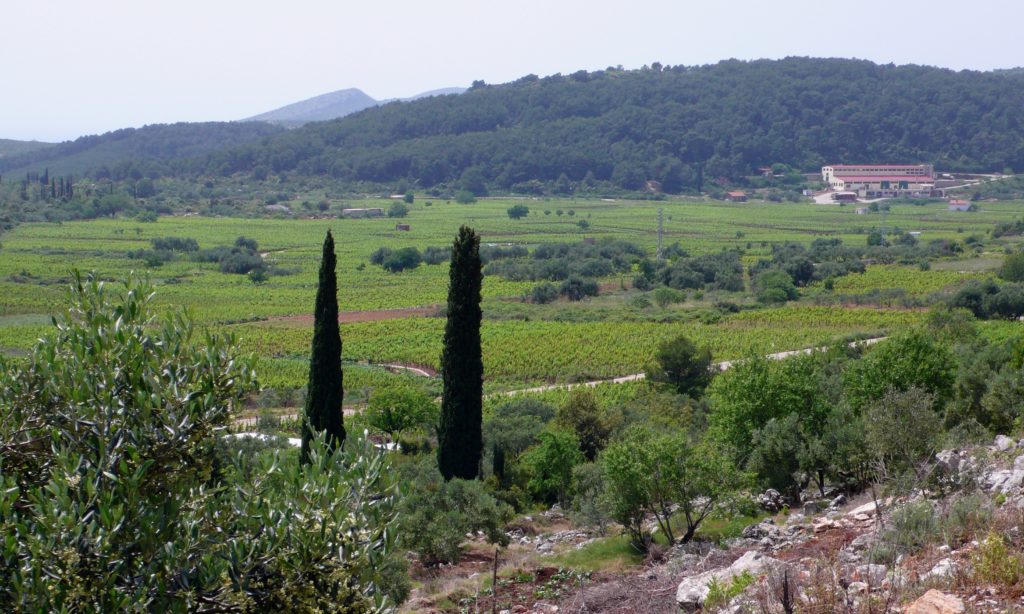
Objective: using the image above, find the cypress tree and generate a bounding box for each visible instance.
[300,230,345,463]
[437,225,484,480]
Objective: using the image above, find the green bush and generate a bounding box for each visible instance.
[388,202,409,218]
[454,190,477,204]
[531,282,560,304]
[381,247,422,272]
[399,461,511,565]
[522,429,584,505]
[0,273,406,611]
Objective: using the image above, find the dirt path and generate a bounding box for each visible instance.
[497,336,885,397]
[230,337,885,433]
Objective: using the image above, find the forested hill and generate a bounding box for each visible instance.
[11,58,1024,192]
[0,139,54,159]
[174,58,1024,192]
[0,122,284,179]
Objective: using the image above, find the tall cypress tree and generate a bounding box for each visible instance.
[437,225,484,480]
[301,230,345,463]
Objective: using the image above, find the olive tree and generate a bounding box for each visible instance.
[0,273,405,611]
[601,426,746,551]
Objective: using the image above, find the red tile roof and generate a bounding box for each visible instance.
[830,165,929,169]
[834,176,934,182]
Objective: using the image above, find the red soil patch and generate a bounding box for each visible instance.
[270,305,440,324]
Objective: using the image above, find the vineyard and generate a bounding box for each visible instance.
[0,196,1020,394]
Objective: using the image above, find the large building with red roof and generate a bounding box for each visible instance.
[821,164,934,198]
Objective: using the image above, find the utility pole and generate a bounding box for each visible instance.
[656,208,664,261]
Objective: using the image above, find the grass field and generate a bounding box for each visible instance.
[1,196,1019,391]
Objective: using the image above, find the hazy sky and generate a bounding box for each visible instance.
[4,0,1022,142]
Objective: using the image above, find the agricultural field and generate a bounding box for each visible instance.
[0,196,1021,395]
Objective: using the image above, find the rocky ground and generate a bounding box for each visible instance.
[405,435,1024,613]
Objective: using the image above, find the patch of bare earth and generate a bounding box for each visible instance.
[269,305,441,325]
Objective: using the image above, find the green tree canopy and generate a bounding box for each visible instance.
[645,334,714,397]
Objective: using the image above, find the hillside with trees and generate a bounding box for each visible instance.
[0,138,54,159]
[8,59,1023,196]
[172,58,1024,192]
[0,121,284,179]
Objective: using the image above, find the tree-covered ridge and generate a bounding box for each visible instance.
[0,121,284,178]
[181,58,1024,191]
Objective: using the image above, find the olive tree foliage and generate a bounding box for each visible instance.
[398,460,511,566]
[844,330,956,413]
[864,386,943,491]
[0,274,405,612]
[601,426,747,552]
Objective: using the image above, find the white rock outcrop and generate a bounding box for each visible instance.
[675,550,783,611]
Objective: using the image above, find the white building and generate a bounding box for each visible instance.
[821,164,934,198]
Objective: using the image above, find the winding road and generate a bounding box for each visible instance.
[230,337,884,433]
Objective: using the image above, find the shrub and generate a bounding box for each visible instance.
[151,236,199,252]
[531,282,560,304]
[365,386,437,440]
[422,245,449,265]
[387,202,409,218]
[370,246,392,265]
[522,429,584,506]
[972,532,1024,589]
[454,190,477,204]
[557,389,613,462]
[653,286,685,307]
[999,252,1024,282]
[219,250,264,274]
[235,235,259,251]
[507,204,530,219]
[570,462,611,535]
[399,462,511,565]
[381,247,422,272]
[560,276,599,301]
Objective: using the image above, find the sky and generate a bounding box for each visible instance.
[4,0,1023,142]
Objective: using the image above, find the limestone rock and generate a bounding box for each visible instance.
[983,469,1024,493]
[995,434,1016,452]
[923,557,955,581]
[854,563,888,587]
[1014,454,1024,472]
[676,550,783,611]
[904,589,965,614]
[847,501,878,518]
[757,489,785,513]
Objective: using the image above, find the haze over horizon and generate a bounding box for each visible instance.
[4,0,1022,142]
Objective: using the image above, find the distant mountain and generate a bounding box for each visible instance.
[244,86,465,126]
[0,122,284,178]
[0,138,54,159]
[392,87,466,102]
[244,88,379,127]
